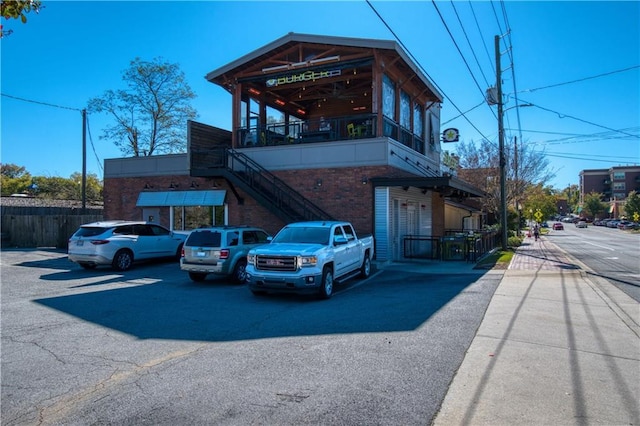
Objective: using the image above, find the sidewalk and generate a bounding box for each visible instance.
[433,236,640,425]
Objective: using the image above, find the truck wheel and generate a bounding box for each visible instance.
[360,254,371,278]
[232,259,248,284]
[318,266,333,299]
[189,272,207,282]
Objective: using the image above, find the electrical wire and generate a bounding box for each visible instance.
[431,0,496,120]
[468,0,496,77]
[85,114,104,177]
[518,65,640,93]
[441,101,485,125]
[450,0,490,87]
[543,152,639,164]
[365,0,493,143]
[1,93,82,112]
[522,99,640,139]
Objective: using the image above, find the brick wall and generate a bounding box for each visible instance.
[103,165,416,237]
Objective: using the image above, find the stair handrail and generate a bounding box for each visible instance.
[224,148,334,222]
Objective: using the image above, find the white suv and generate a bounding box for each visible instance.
[68,221,187,271]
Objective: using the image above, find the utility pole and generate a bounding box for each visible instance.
[514,136,520,238]
[495,35,507,251]
[82,108,87,213]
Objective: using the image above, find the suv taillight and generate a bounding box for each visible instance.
[90,240,110,245]
[219,249,230,259]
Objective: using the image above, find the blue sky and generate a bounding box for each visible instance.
[2,1,639,190]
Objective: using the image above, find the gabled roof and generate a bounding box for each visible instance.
[205,32,443,101]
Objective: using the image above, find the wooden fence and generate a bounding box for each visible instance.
[1,214,103,249]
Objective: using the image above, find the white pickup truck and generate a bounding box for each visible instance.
[245,221,374,299]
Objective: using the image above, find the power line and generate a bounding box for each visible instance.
[468,0,496,77]
[365,0,493,143]
[441,100,485,125]
[543,152,639,164]
[523,99,640,139]
[450,0,491,87]
[518,65,640,93]
[1,93,82,112]
[431,0,495,119]
[85,114,104,178]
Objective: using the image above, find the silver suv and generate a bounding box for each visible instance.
[180,226,270,283]
[68,221,187,271]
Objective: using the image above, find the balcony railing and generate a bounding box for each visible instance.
[237,114,377,147]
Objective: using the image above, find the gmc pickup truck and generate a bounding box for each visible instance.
[245,221,374,299]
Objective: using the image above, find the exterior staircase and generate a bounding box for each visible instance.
[191,147,335,223]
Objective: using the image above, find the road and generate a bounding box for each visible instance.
[543,222,640,302]
[1,249,501,425]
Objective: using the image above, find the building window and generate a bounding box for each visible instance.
[613,182,626,191]
[400,90,411,130]
[172,205,225,230]
[613,172,625,180]
[413,103,423,137]
[382,74,395,120]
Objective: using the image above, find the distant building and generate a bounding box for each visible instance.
[579,166,640,217]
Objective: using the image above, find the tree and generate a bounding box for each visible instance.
[454,138,555,221]
[1,163,32,195]
[623,191,640,220]
[88,57,198,157]
[1,0,41,37]
[582,191,607,219]
[31,173,103,201]
[521,184,558,223]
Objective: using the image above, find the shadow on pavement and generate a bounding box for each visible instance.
[34,269,488,342]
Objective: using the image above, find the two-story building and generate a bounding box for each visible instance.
[103,33,484,262]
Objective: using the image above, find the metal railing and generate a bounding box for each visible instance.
[403,229,499,262]
[225,149,334,222]
[236,114,377,147]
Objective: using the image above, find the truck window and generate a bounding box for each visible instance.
[343,225,356,241]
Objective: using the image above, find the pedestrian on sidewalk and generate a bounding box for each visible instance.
[533,223,540,241]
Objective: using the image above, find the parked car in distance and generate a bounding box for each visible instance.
[607,220,621,228]
[553,222,564,230]
[68,221,187,271]
[617,220,638,230]
[180,226,271,283]
[575,220,588,228]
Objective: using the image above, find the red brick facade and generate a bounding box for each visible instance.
[102,164,444,237]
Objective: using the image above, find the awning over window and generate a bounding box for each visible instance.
[136,190,227,207]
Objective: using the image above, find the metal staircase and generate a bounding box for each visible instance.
[193,148,334,223]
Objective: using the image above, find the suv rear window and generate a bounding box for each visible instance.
[185,230,222,247]
[75,226,110,237]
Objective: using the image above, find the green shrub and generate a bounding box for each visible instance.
[508,236,522,248]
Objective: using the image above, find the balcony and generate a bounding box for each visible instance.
[238,114,377,146]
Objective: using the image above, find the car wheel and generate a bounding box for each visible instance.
[79,263,97,270]
[232,259,248,284]
[318,266,333,299]
[189,272,207,282]
[112,250,133,271]
[360,254,371,278]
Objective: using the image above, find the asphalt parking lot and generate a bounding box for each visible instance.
[1,249,501,425]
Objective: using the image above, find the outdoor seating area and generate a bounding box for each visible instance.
[239,114,377,147]
[403,229,499,262]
